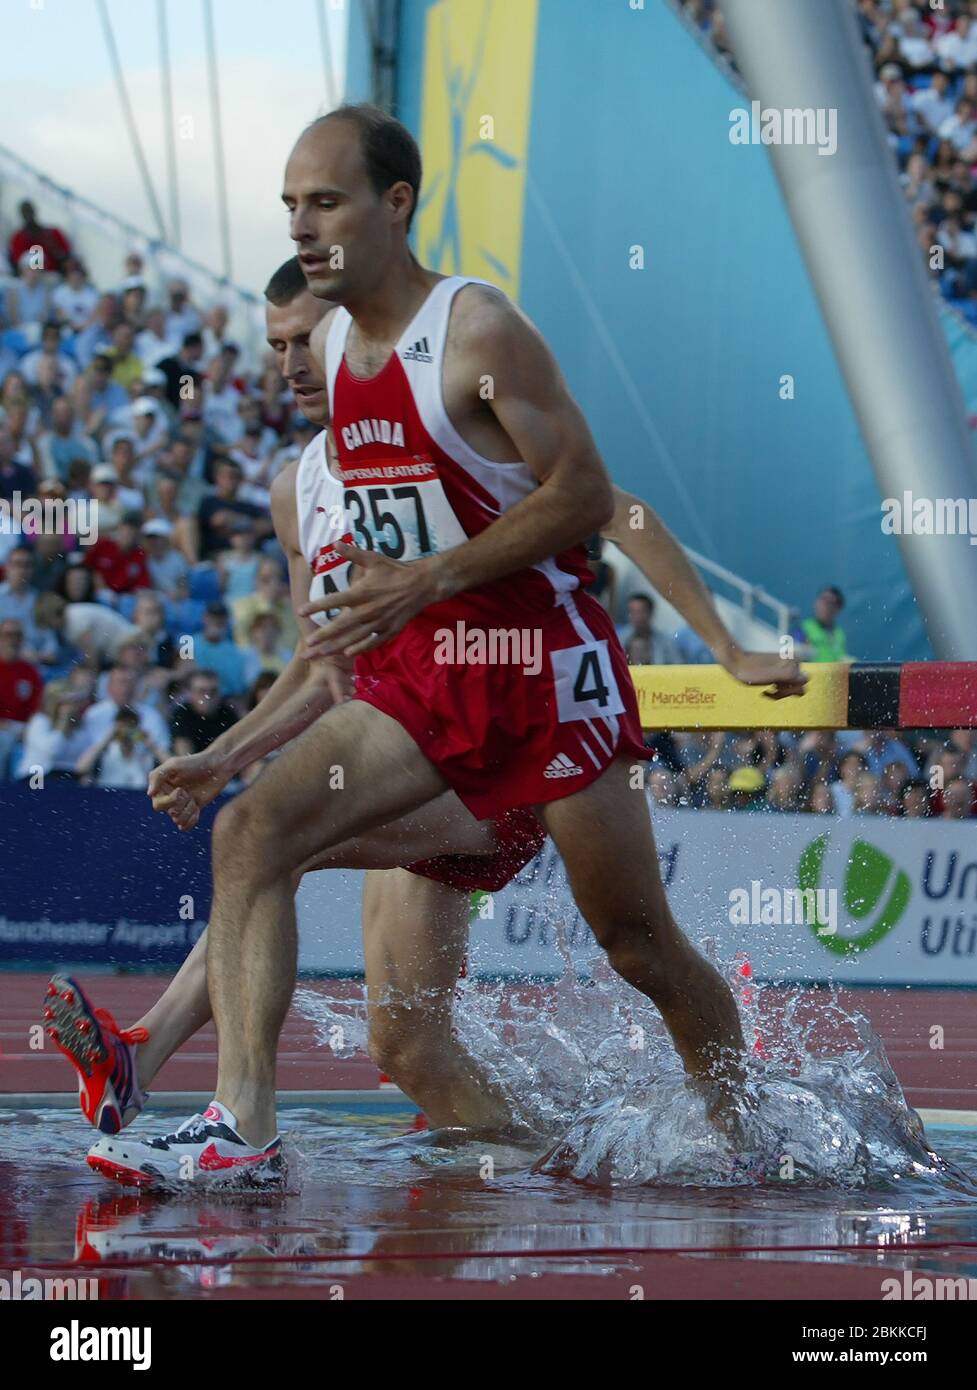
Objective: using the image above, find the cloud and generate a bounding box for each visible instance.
[2,54,335,294]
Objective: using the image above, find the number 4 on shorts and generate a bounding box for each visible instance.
[551,641,627,723]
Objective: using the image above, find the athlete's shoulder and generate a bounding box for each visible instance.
[447,280,545,359]
[270,456,301,548]
[449,279,519,330]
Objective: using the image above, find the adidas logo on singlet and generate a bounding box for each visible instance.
[403,336,433,363]
[544,753,584,779]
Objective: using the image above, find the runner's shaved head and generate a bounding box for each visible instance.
[305,104,422,230]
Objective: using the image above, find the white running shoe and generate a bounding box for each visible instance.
[87,1102,285,1190]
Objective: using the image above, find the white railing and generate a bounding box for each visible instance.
[603,537,795,655]
[684,545,798,638]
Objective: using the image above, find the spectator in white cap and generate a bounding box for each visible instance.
[142,518,190,596]
[138,366,178,432]
[141,364,170,400]
[875,65,915,132]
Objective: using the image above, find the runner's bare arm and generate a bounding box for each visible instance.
[302,287,614,655]
[148,464,351,821]
[603,488,807,698]
[435,286,615,584]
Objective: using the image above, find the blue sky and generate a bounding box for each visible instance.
[0,0,350,291]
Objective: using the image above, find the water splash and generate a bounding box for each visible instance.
[294,932,975,1193]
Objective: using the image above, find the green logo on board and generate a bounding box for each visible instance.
[799,835,912,955]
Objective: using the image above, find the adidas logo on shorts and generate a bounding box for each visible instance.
[403,336,433,363]
[544,752,584,779]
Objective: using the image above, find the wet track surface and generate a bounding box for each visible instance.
[3,1104,977,1300]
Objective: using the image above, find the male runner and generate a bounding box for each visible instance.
[46,258,541,1172]
[89,106,806,1184]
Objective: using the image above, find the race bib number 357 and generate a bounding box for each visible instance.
[341,457,468,561]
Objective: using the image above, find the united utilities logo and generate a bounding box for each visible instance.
[799,835,912,956]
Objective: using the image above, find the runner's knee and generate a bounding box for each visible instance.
[368,1010,450,1085]
[212,794,276,873]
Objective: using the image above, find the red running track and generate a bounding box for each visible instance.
[1,973,975,1302]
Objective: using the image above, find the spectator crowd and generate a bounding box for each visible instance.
[642,726,977,819]
[682,0,977,323]
[0,199,304,790]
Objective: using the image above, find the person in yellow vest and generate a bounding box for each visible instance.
[793,586,851,663]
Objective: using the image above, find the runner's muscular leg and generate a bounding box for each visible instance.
[129,789,493,1090]
[538,759,746,1103]
[361,868,513,1129]
[302,790,495,870]
[208,700,448,1144]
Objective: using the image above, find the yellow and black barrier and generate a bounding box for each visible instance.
[632,662,977,732]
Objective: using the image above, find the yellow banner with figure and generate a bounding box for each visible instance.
[415,0,539,300]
